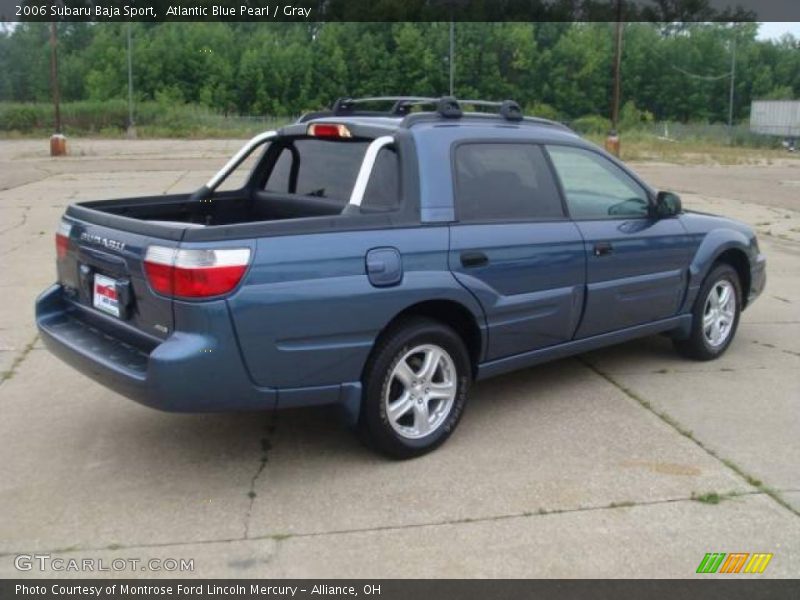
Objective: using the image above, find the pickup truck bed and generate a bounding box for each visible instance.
[78,189,346,227]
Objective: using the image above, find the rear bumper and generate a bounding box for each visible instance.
[35,284,361,421]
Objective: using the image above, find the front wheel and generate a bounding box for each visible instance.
[674,264,742,361]
[359,318,471,459]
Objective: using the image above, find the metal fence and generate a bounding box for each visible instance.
[640,121,781,147]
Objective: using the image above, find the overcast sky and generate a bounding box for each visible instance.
[757,22,800,39]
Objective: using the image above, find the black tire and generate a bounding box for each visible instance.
[674,263,742,361]
[358,317,471,459]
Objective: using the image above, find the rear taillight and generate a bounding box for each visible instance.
[144,246,251,299]
[55,220,72,260]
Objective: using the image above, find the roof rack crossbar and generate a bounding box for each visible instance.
[332,96,440,117]
[302,96,531,125]
[458,99,503,107]
[459,99,523,122]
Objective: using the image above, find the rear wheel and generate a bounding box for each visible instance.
[674,264,741,361]
[359,318,471,459]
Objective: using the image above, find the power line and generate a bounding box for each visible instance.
[669,37,738,138]
[670,65,730,81]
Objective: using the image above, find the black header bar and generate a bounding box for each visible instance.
[2,0,800,23]
[3,580,800,600]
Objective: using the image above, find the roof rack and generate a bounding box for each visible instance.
[460,99,523,122]
[297,96,525,123]
[332,96,438,116]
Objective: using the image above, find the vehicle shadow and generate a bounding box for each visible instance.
[104,333,681,467]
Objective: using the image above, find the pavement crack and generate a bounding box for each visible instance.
[748,321,800,325]
[0,170,57,192]
[1,334,38,386]
[0,239,36,258]
[644,366,768,375]
[0,206,29,235]
[749,339,800,359]
[242,406,278,539]
[163,170,190,194]
[249,491,767,544]
[0,490,771,558]
[579,357,800,518]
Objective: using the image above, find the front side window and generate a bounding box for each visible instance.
[453,143,564,222]
[546,145,650,219]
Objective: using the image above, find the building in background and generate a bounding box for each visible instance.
[750,100,800,150]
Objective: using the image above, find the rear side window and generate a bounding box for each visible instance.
[361,148,400,212]
[264,139,370,204]
[265,148,292,192]
[453,143,564,222]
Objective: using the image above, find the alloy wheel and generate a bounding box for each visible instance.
[703,279,736,348]
[384,344,458,440]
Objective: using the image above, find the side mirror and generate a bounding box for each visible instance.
[653,191,682,218]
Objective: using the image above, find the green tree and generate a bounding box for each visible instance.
[1,21,797,124]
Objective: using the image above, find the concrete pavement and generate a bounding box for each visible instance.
[0,139,798,578]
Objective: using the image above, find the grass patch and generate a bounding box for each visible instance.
[720,459,762,487]
[692,492,722,505]
[0,101,291,139]
[1,335,38,385]
[585,130,798,165]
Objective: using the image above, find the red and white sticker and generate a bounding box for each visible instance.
[93,273,120,317]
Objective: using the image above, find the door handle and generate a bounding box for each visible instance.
[593,242,613,257]
[460,251,489,268]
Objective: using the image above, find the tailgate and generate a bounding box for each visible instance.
[58,217,177,340]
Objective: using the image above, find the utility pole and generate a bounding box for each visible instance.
[606,1,624,157]
[127,23,136,138]
[49,21,66,156]
[727,38,736,138]
[449,20,455,96]
[611,20,623,130]
[49,23,61,133]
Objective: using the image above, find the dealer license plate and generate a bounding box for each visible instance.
[93,273,120,317]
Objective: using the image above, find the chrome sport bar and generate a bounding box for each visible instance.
[189,130,277,202]
[193,129,393,210]
[205,130,278,191]
[348,136,395,207]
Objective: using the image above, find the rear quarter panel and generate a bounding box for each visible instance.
[227,226,484,388]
